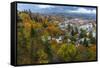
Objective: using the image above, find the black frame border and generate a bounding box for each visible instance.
[11,1,98,66]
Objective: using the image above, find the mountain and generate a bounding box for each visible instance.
[41,12,96,20]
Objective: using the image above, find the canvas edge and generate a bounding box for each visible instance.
[11,2,17,66]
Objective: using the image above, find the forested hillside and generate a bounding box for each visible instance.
[17,10,96,65]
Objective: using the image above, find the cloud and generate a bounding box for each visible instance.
[69,8,96,14]
[17,3,96,14]
[17,3,37,11]
[37,5,54,8]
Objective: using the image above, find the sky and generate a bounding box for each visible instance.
[17,3,96,14]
